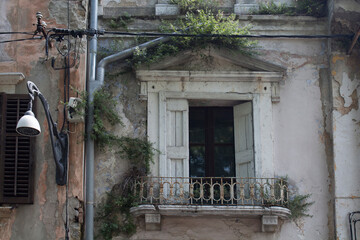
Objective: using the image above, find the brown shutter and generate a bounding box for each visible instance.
[0,93,34,204]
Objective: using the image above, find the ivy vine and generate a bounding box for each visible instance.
[89,86,156,239]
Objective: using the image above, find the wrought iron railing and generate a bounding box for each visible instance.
[134,177,289,207]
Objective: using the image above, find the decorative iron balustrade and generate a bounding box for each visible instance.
[134,177,289,207]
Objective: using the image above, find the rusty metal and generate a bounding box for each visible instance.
[134,177,289,207]
[348,28,360,55]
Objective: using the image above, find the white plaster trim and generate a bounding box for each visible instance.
[137,70,284,82]
[131,204,291,219]
[0,72,25,85]
[0,72,25,94]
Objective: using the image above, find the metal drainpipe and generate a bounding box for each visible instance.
[85,0,98,239]
[85,4,172,237]
[96,35,171,83]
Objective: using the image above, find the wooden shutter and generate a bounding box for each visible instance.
[164,99,189,178]
[234,102,255,179]
[0,94,34,204]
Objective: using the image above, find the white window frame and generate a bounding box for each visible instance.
[138,70,284,179]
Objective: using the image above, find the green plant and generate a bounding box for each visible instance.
[107,13,132,29]
[251,0,327,17]
[259,177,313,220]
[288,194,314,220]
[96,169,143,239]
[91,88,123,149]
[291,0,327,17]
[130,9,256,67]
[254,1,288,15]
[92,92,157,238]
[98,40,126,63]
[170,0,218,14]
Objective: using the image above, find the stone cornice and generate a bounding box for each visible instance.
[137,70,284,82]
[0,72,25,85]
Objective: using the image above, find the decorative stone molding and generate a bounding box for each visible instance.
[131,205,290,231]
[0,207,13,218]
[155,4,180,16]
[234,3,259,15]
[137,70,284,102]
[0,72,25,94]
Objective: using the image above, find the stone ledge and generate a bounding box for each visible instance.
[131,204,290,219]
[155,4,180,16]
[0,207,14,218]
[0,72,25,85]
[0,72,25,94]
[131,205,290,232]
[234,3,258,15]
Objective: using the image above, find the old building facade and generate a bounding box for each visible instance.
[0,0,359,239]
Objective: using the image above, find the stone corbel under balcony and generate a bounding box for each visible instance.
[131,205,291,232]
[0,72,25,94]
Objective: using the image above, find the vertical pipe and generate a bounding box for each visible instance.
[85,0,98,239]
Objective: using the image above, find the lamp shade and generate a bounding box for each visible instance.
[16,110,41,136]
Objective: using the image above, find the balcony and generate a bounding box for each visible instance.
[131,177,291,232]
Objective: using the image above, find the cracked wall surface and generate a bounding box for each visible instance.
[330,0,360,239]
[330,53,360,240]
[0,0,88,239]
[95,13,333,239]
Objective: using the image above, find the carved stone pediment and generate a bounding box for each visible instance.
[136,46,286,102]
[137,46,286,72]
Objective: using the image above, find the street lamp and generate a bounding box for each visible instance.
[16,81,68,185]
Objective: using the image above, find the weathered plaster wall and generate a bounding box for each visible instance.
[267,39,330,240]
[94,14,334,239]
[330,53,360,240]
[94,72,147,205]
[0,0,88,239]
[128,216,285,240]
[329,0,360,239]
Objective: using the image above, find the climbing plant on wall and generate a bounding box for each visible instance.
[96,0,257,238]
[130,2,257,67]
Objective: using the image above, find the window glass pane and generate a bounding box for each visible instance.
[190,146,205,177]
[189,108,205,144]
[214,108,234,144]
[214,146,235,177]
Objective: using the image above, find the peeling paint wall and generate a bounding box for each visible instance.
[329,0,360,239]
[0,0,87,239]
[330,53,360,240]
[95,6,336,239]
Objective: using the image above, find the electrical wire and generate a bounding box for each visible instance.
[0,31,35,35]
[0,30,354,41]
[104,31,354,39]
[64,0,71,239]
[0,37,42,44]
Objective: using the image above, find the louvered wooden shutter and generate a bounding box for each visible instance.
[0,94,34,204]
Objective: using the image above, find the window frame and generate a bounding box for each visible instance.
[150,90,274,179]
[189,106,236,178]
[0,93,35,204]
